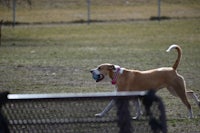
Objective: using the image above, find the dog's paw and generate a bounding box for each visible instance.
[188,115,193,119]
[132,116,140,120]
[95,113,103,117]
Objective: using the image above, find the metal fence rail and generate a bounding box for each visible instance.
[0,91,167,133]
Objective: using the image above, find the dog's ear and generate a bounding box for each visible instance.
[108,65,116,70]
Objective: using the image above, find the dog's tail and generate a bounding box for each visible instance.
[166,44,182,70]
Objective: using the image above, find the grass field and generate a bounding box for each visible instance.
[1,19,200,132]
[0,0,200,132]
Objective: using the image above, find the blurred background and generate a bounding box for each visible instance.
[0,0,200,25]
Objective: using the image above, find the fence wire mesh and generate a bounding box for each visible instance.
[1,0,199,25]
[0,91,167,133]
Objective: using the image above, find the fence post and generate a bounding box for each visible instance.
[158,0,161,21]
[12,0,16,27]
[87,0,91,25]
[0,20,3,46]
[0,92,10,133]
[116,98,132,133]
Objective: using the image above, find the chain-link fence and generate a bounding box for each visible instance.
[0,0,200,26]
[0,91,167,133]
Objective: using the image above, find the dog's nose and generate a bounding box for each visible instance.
[90,70,93,73]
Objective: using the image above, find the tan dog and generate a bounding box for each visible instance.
[91,44,200,118]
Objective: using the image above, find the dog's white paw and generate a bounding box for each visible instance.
[95,113,103,117]
[132,116,140,120]
[188,115,194,119]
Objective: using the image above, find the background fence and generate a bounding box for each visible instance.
[0,91,167,133]
[0,0,200,26]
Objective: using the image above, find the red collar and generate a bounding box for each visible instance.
[111,68,120,85]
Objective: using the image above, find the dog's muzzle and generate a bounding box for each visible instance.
[90,70,104,82]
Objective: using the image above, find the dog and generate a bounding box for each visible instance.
[90,44,200,119]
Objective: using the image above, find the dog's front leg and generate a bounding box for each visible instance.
[132,98,142,120]
[95,99,115,117]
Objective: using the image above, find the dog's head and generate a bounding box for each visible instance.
[90,63,118,82]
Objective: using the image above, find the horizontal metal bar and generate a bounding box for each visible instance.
[7,91,147,100]
[9,117,116,125]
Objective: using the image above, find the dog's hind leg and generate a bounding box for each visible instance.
[186,90,200,108]
[95,99,115,117]
[173,77,193,118]
[180,95,193,118]
[167,85,193,118]
[167,74,195,118]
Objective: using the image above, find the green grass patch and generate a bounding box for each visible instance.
[1,19,200,93]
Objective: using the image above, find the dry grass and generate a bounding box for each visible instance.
[0,0,200,23]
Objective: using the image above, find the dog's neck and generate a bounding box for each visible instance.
[111,66,124,85]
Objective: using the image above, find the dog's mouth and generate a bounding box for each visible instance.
[95,74,104,82]
[91,72,104,82]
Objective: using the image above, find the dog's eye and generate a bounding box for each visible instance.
[98,67,101,70]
